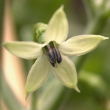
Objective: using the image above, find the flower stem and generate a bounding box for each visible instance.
[83,0,97,19]
[30,91,37,110]
[75,54,88,73]
[85,10,110,34]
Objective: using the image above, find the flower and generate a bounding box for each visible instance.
[3,6,108,97]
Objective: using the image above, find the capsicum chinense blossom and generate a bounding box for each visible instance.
[3,6,108,97]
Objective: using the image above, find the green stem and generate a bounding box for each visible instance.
[100,0,107,9]
[30,91,37,110]
[83,0,97,19]
[85,10,110,34]
[75,54,89,73]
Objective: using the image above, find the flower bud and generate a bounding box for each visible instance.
[34,23,47,44]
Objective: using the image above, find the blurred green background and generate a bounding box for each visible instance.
[1,0,110,110]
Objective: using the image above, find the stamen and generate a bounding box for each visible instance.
[47,49,56,64]
[53,42,62,63]
[53,48,62,63]
[44,42,62,67]
[47,44,51,50]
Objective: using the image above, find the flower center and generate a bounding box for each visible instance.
[43,41,62,67]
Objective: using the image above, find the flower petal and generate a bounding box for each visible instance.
[59,35,108,56]
[3,41,45,59]
[45,5,68,44]
[52,54,80,92]
[25,54,50,96]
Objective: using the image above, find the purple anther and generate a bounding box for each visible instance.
[44,42,62,67]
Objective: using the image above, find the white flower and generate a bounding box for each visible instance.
[3,6,108,97]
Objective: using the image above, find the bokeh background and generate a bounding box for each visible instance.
[1,0,110,110]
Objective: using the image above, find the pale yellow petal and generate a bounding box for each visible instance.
[25,54,51,95]
[45,5,68,44]
[3,41,45,59]
[59,35,108,56]
[52,54,80,92]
